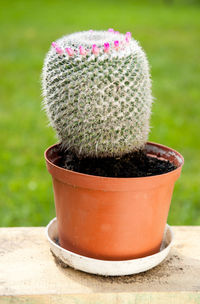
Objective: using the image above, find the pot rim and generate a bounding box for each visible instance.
[44,141,184,181]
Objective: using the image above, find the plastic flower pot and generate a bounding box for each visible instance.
[45,141,184,261]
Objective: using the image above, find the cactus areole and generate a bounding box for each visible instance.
[42,29,153,158]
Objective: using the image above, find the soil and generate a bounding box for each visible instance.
[51,246,184,284]
[56,147,176,178]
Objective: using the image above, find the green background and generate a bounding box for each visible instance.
[0,0,199,226]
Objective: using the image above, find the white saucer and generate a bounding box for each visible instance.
[46,217,174,276]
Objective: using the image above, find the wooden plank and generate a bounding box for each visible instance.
[0,226,200,302]
[0,293,200,304]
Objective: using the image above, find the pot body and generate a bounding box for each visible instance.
[45,142,183,260]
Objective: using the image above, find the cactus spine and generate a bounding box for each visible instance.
[42,30,153,157]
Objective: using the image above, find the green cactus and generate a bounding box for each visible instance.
[42,30,153,157]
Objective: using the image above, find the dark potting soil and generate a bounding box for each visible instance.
[56,147,177,178]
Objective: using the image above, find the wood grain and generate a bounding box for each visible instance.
[0,226,200,303]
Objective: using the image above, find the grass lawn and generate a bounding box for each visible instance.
[0,0,200,226]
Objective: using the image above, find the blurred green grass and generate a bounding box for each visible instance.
[0,0,199,226]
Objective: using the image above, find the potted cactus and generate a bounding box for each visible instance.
[42,29,183,261]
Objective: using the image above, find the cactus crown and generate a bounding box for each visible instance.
[42,29,153,157]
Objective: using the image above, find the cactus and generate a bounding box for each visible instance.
[42,29,153,158]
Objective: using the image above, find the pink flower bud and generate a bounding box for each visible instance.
[79,46,87,56]
[108,28,115,33]
[51,42,58,48]
[92,44,99,55]
[104,42,110,53]
[52,41,63,54]
[55,47,63,55]
[65,48,74,57]
[114,40,120,50]
[114,40,119,47]
[125,32,132,43]
[126,31,132,37]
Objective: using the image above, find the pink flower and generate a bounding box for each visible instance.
[126,31,131,37]
[52,42,63,55]
[56,47,63,55]
[104,42,110,53]
[79,46,87,56]
[108,28,115,33]
[125,32,132,43]
[92,44,99,55]
[65,47,74,57]
[114,40,120,50]
[114,40,119,47]
[51,42,58,48]
[114,31,120,35]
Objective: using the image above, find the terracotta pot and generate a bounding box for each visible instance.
[45,142,184,261]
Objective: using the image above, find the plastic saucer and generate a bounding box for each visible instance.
[46,217,173,276]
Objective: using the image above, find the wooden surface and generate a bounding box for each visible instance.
[0,226,200,303]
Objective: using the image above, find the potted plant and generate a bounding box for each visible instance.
[42,29,184,261]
